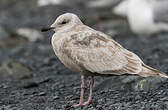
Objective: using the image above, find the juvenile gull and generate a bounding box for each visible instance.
[41,13,168,106]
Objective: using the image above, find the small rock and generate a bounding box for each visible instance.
[0,105,11,110]
[68,100,76,104]
[65,95,73,100]
[0,84,8,89]
[160,97,168,101]
[28,97,45,103]
[62,104,72,110]
[95,75,166,92]
[16,28,43,42]
[96,105,102,109]
[98,99,104,103]
[38,77,51,84]
[53,95,59,100]
[99,90,105,94]
[133,77,166,91]
[0,60,32,79]
[38,92,46,96]
[45,107,55,110]
[58,84,65,89]
[88,107,96,110]
[21,81,39,88]
[135,94,141,100]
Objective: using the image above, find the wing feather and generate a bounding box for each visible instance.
[63,31,142,75]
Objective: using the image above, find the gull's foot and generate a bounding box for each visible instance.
[73,103,83,107]
[83,100,92,105]
[73,101,91,107]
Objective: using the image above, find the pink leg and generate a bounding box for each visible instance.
[83,76,94,105]
[73,75,86,107]
[97,14,102,31]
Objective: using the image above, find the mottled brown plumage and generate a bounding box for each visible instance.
[42,13,168,106]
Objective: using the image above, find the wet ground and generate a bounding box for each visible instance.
[0,0,168,110]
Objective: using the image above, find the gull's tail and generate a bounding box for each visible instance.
[139,63,168,78]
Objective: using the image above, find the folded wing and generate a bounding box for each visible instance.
[63,31,143,75]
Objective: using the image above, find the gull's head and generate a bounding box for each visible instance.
[41,13,83,33]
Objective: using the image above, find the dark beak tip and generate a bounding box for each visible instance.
[41,28,49,32]
[41,27,55,32]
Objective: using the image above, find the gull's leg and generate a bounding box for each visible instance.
[83,76,94,105]
[97,14,103,31]
[73,75,86,107]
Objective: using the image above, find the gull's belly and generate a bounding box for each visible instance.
[52,36,81,74]
[56,51,81,73]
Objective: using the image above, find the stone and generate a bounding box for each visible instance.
[0,60,32,79]
[20,81,39,89]
[53,95,59,100]
[94,75,166,92]
[38,92,46,96]
[45,107,55,110]
[133,76,166,91]
[28,97,45,103]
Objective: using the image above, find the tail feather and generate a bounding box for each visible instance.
[139,64,168,78]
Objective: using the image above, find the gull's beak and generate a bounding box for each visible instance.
[41,27,55,32]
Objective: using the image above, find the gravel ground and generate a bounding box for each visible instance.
[0,33,168,110]
[0,0,168,110]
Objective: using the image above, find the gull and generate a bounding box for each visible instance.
[37,0,83,7]
[112,0,128,17]
[85,0,121,8]
[41,13,168,106]
[37,0,63,7]
[112,0,168,35]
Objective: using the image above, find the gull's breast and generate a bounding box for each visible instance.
[51,34,82,73]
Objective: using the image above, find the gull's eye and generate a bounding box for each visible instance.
[60,20,68,25]
[61,21,67,24]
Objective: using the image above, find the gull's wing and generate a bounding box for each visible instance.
[153,0,168,23]
[63,30,142,75]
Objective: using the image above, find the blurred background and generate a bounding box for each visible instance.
[0,0,168,109]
